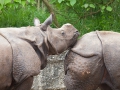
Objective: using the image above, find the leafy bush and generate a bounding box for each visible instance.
[0,0,120,36]
[51,0,120,35]
[0,6,50,27]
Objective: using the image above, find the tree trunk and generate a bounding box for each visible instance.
[42,0,59,27]
[37,0,40,10]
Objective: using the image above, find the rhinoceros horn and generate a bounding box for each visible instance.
[40,14,53,31]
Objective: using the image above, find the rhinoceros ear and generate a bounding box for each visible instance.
[34,18,40,26]
[40,14,53,31]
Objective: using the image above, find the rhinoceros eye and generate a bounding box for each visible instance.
[61,30,65,36]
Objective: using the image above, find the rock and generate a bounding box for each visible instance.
[31,51,67,90]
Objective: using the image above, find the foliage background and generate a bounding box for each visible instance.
[0,0,120,36]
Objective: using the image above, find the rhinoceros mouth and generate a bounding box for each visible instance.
[70,31,80,47]
[66,30,80,40]
[74,31,80,38]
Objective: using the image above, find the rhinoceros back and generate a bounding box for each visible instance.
[97,31,120,89]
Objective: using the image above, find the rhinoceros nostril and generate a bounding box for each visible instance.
[74,31,80,36]
[76,31,79,33]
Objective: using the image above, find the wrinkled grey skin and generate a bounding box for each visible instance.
[64,31,120,90]
[0,14,79,90]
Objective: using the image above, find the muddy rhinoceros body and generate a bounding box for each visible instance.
[0,14,79,90]
[65,31,120,90]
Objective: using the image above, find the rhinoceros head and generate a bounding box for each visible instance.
[47,23,80,54]
[34,14,79,55]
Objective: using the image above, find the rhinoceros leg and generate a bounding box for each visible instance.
[12,77,33,90]
[99,69,114,90]
[99,84,112,90]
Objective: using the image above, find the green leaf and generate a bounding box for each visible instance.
[58,0,63,3]
[117,0,119,2]
[4,0,11,5]
[101,10,104,13]
[21,0,26,7]
[89,4,95,8]
[101,6,105,10]
[66,2,70,6]
[14,0,21,3]
[0,0,4,6]
[70,0,76,6]
[87,8,90,11]
[0,4,3,10]
[27,0,30,3]
[106,6,112,11]
[30,0,36,5]
[84,4,88,8]
[15,3,19,8]
[6,3,12,8]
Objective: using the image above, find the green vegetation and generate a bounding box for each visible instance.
[0,0,120,36]
[0,6,48,27]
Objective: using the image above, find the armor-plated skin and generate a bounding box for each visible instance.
[64,31,120,90]
[0,14,79,90]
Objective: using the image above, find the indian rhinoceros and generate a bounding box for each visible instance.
[0,14,79,90]
[64,31,120,90]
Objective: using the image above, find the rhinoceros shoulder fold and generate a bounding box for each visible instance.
[71,31,102,57]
